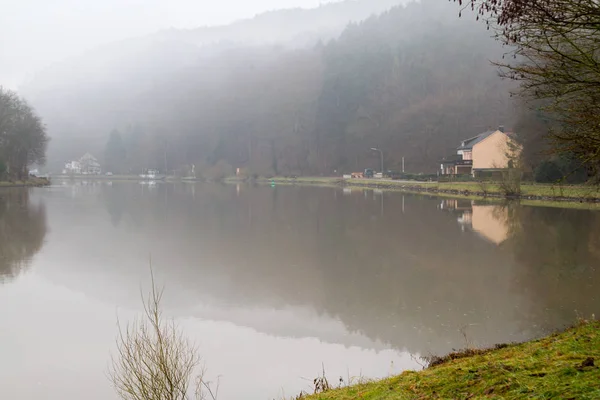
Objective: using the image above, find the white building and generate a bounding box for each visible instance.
[80,153,101,175]
[63,153,101,175]
[63,160,82,174]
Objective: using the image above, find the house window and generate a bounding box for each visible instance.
[463,151,473,160]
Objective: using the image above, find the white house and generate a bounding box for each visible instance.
[80,153,101,175]
[63,153,101,175]
[63,160,82,174]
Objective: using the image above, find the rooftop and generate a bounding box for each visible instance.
[457,130,495,150]
[80,152,97,160]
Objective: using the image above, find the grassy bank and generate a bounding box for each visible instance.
[343,179,600,201]
[303,321,600,400]
[0,177,50,188]
[53,174,152,181]
[247,176,600,204]
[227,176,342,187]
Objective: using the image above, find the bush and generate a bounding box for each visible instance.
[236,167,249,179]
[109,271,218,400]
[202,160,233,182]
[439,174,475,183]
[391,172,438,181]
[0,160,6,180]
[534,155,588,184]
[499,168,522,196]
[535,160,563,183]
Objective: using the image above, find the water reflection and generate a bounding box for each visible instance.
[442,199,510,244]
[506,205,600,332]
[36,184,600,353]
[2,183,600,400]
[0,189,47,281]
[441,198,600,333]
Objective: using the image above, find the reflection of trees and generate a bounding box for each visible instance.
[0,190,47,281]
[87,184,600,355]
[92,185,519,354]
[443,201,600,335]
[101,183,129,226]
[307,194,521,354]
[505,206,600,333]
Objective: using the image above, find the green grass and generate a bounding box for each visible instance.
[0,177,50,187]
[350,180,600,200]
[54,174,148,181]
[303,321,600,400]
[226,176,342,187]
[242,177,600,203]
[269,177,342,186]
[431,181,599,200]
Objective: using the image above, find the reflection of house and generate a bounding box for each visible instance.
[440,198,472,211]
[440,126,519,177]
[471,205,509,245]
[440,199,473,230]
[443,200,509,244]
[63,153,101,175]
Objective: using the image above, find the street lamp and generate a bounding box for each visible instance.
[371,147,384,175]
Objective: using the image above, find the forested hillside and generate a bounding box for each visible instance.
[24,0,515,176]
[313,1,514,173]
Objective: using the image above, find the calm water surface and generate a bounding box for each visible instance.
[1,182,599,399]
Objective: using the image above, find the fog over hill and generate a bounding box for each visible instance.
[154,0,407,47]
[20,0,408,173]
[21,0,514,175]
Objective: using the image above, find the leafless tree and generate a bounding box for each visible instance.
[454,0,600,174]
[109,271,217,400]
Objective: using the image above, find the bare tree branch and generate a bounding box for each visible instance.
[108,268,217,400]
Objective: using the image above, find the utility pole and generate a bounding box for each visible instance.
[163,140,168,174]
[402,156,405,173]
[370,147,384,174]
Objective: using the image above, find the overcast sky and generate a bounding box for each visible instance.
[0,0,338,90]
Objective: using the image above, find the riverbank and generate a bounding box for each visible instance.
[246,176,600,204]
[52,174,198,182]
[49,174,600,204]
[303,320,600,399]
[0,177,50,188]
[53,174,158,181]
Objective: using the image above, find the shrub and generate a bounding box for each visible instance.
[0,160,6,180]
[534,155,589,184]
[203,160,233,182]
[439,174,475,183]
[236,167,249,179]
[535,160,563,183]
[392,172,439,181]
[499,168,522,196]
[109,271,218,400]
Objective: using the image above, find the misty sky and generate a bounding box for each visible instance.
[1,0,339,90]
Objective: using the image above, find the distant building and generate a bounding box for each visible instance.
[440,126,519,177]
[80,153,101,175]
[63,153,101,175]
[63,160,82,174]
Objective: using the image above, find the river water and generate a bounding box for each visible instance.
[1,182,599,399]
